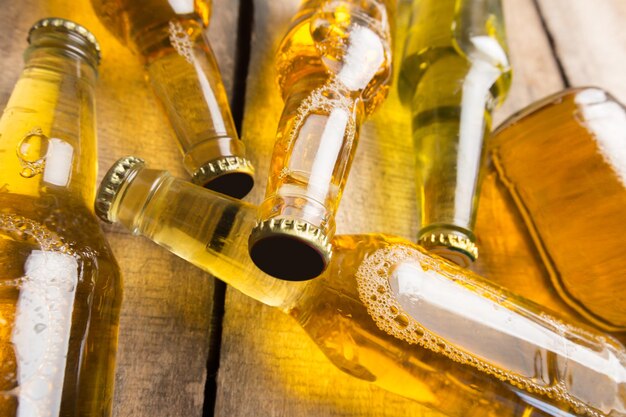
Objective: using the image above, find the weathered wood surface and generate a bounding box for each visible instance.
[536,0,626,102]
[2,0,625,416]
[0,1,238,416]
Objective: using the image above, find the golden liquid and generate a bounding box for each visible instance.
[0,204,121,417]
[399,0,511,247]
[89,0,211,55]
[0,42,122,416]
[474,88,626,333]
[92,0,248,191]
[258,0,393,235]
[108,165,626,417]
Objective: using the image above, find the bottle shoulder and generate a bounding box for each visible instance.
[0,192,116,262]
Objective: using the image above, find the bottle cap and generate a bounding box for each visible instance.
[248,218,332,281]
[192,156,255,199]
[95,156,145,223]
[28,17,102,64]
[418,231,478,267]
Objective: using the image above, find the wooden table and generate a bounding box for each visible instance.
[1,0,625,416]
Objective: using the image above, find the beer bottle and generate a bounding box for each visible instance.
[92,0,255,197]
[399,0,511,266]
[248,0,394,280]
[475,88,626,334]
[0,19,122,417]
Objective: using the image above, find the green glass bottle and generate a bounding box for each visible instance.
[399,0,511,266]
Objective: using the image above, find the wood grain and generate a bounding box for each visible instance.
[536,0,626,103]
[0,1,238,416]
[494,0,565,125]
[214,0,566,416]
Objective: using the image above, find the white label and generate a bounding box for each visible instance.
[167,0,194,14]
[43,138,74,187]
[337,25,385,91]
[575,88,626,187]
[12,250,78,417]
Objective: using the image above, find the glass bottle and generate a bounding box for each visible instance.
[248,0,394,281]
[473,87,626,334]
[399,0,511,266]
[96,156,626,417]
[0,19,122,417]
[91,0,255,198]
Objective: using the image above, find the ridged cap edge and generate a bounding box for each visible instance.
[249,218,332,261]
[418,232,479,262]
[95,156,145,223]
[28,17,101,64]
[191,156,255,185]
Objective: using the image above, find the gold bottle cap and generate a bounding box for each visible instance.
[248,218,332,281]
[191,156,255,199]
[95,156,145,223]
[418,231,478,267]
[28,18,102,64]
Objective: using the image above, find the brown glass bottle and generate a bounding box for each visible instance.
[399,0,511,266]
[248,0,394,281]
[474,87,626,335]
[91,0,254,198]
[96,156,625,417]
[0,19,122,416]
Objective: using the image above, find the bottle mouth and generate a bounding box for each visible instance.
[191,156,255,199]
[201,171,254,200]
[248,218,331,281]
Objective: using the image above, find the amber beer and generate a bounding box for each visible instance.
[475,88,626,333]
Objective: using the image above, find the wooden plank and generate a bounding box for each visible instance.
[494,0,565,125]
[0,1,239,416]
[214,1,565,416]
[536,0,626,103]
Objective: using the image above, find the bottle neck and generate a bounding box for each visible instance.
[0,42,98,207]
[133,17,200,61]
[412,54,504,265]
[108,165,305,307]
[404,0,510,264]
[144,18,246,185]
